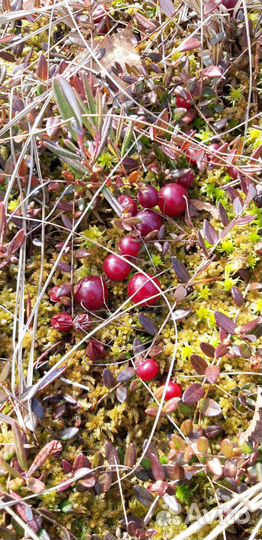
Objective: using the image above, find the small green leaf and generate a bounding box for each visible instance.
[53,76,82,133]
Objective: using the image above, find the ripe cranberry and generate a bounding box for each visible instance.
[103,254,131,281]
[51,313,73,332]
[136,210,163,237]
[128,273,161,306]
[137,358,159,382]
[119,236,141,258]
[49,284,72,303]
[73,313,91,332]
[221,0,238,9]
[159,183,187,217]
[74,277,108,311]
[162,381,183,401]
[138,186,159,209]
[177,170,195,189]
[176,96,192,110]
[118,195,138,216]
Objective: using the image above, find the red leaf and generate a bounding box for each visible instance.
[232,286,244,307]
[203,65,222,78]
[215,311,237,334]
[159,0,175,17]
[178,38,201,52]
[27,440,62,477]
[205,365,220,384]
[37,54,48,81]
[8,230,25,254]
[191,355,208,375]
[149,452,165,481]
[203,220,219,245]
[182,383,205,404]
[200,342,215,358]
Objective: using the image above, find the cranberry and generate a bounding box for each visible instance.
[128,273,161,306]
[103,254,131,281]
[176,96,192,110]
[136,210,163,237]
[74,277,108,311]
[137,358,159,382]
[73,313,91,332]
[159,183,187,217]
[119,236,141,258]
[162,381,183,401]
[49,284,72,303]
[51,313,73,332]
[118,195,138,216]
[138,186,159,209]
[221,0,238,9]
[177,170,195,189]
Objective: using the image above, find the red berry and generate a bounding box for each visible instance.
[222,0,238,9]
[176,96,192,110]
[103,254,131,281]
[177,170,195,189]
[162,381,183,401]
[159,183,187,217]
[136,210,163,237]
[137,358,159,382]
[138,186,159,209]
[118,195,138,216]
[74,277,108,311]
[73,313,91,332]
[119,236,141,258]
[51,313,73,332]
[128,273,161,306]
[49,284,72,303]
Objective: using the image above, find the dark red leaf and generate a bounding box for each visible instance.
[27,440,62,476]
[232,286,244,307]
[218,202,229,226]
[102,368,116,389]
[138,314,157,336]
[191,355,208,374]
[117,367,135,383]
[133,486,154,507]
[200,342,215,358]
[203,220,218,245]
[9,230,25,254]
[105,442,119,465]
[215,312,237,334]
[171,257,190,283]
[149,452,165,481]
[182,383,205,404]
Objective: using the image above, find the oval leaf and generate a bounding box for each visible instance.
[182,383,205,404]
[201,398,222,417]
[205,365,220,384]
